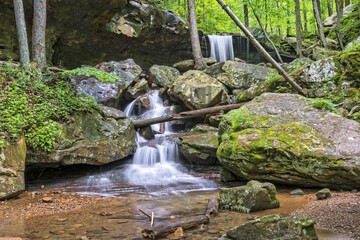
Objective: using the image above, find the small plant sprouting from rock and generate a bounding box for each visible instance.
[62,67,121,83]
[310,98,338,113]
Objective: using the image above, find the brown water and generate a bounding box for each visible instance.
[0,188,351,240]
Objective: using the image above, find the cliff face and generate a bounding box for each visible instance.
[0,0,192,68]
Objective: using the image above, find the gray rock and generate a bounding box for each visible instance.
[284,57,313,73]
[70,59,142,108]
[168,70,228,110]
[217,93,360,190]
[173,58,216,72]
[324,4,357,27]
[178,124,218,165]
[220,168,237,182]
[290,188,305,196]
[149,65,181,87]
[219,180,279,213]
[126,79,149,100]
[316,188,331,200]
[98,105,127,119]
[26,108,136,166]
[0,136,26,200]
[215,61,274,89]
[225,214,318,240]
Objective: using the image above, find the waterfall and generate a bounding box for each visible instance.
[124,91,216,190]
[208,35,234,62]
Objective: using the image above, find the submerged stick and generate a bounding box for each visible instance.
[139,209,152,221]
[205,196,220,218]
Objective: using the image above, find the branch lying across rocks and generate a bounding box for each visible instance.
[133,103,245,128]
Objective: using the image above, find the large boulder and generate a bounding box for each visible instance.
[26,106,136,166]
[0,0,191,69]
[0,136,26,200]
[222,214,318,240]
[178,124,218,165]
[173,57,217,72]
[70,59,142,108]
[168,70,228,110]
[214,61,274,90]
[217,93,360,190]
[219,180,279,213]
[149,65,181,87]
[324,4,357,27]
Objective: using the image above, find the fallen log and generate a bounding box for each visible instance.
[205,196,220,218]
[133,103,245,128]
[142,215,209,239]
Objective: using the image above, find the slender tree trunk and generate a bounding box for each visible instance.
[249,2,283,63]
[13,0,30,67]
[327,0,333,16]
[165,0,168,8]
[303,0,308,32]
[215,0,306,96]
[295,0,303,57]
[32,0,47,69]
[188,0,207,69]
[184,0,187,21]
[312,0,327,48]
[244,4,249,28]
[345,0,350,6]
[335,0,344,50]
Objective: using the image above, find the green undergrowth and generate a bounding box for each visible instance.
[62,67,121,83]
[310,98,338,113]
[0,63,98,151]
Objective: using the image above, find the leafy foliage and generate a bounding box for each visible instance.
[0,63,97,151]
[310,98,338,113]
[62,67,121,83]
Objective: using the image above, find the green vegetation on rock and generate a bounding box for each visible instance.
[0,63,97,151]
[62,67,121,83]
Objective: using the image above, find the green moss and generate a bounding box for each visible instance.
[328,3,360,46]
[62,67,121,83]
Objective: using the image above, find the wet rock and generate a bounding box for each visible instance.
[70,59,142,108]
[208,114,223,128]
[178,124,218,165]
[26,107,136,166]
[126,79,149,100]
[41,197,53,203]
[167,227,186,239]
[138,95,152,109]
[290,189,305,196]
[140,126,155,140]
[173,57,217,72]
[98,105,127,119]
[217,93,360,190]
[0,135,26,200]
[224,214,318,240]
[316,188,332,200]
[149,65,181,87]
[214,61,274,90]
[168,70,228,110]
[219,180,279,213]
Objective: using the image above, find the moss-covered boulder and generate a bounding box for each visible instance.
[126,78,149,100]
[178,124,218,165]
[334,49,360,86]
[149,65,181,87]
[0,135,26,200]
[168,70,228,110]
[219,180,279,213]
[214,61,274,90]
[70,59,142,108]
[217,93,360,190]
[26,106,136,166]
[284,57,313,73]
[224,214,318,240]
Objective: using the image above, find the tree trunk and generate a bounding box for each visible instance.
[303,0,308,32]
[249,2,284,63]
[215,0,306,96]
[13,0,30,67]
[133,103,246,128]
[345,0,350,6]
[142,215,209,239]
[327,0,333,16]
[243,4,249,28]
[312,0,327,48]
[187,0,207,69]
[165,0,168,8]
[295,0,303,57]
[183,0,187,21]
[335,0,344,50]
[32,0,47,69]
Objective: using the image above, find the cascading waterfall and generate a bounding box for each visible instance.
[208,35,234,62]
[124,91,216,190]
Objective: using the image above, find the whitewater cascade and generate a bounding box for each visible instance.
[124,91,216,190]
[208,35,234,62]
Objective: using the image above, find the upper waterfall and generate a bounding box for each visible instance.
[208,35,234,62]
